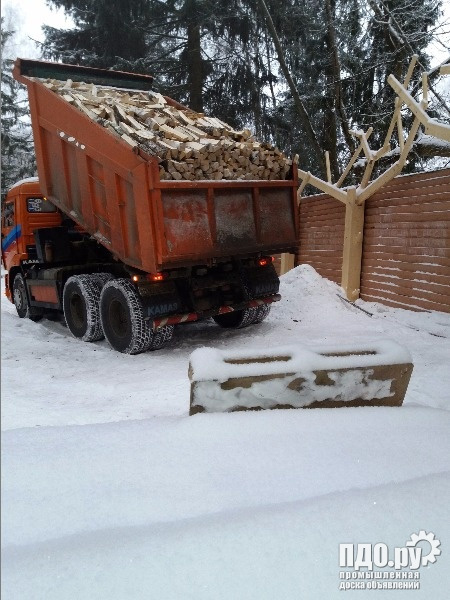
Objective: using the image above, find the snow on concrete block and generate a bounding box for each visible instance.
[188,340,413,414]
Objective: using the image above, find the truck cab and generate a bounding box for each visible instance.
[2,178,117,321]
[1,178,62,303]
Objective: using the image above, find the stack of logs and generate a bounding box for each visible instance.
[38,77,293,181]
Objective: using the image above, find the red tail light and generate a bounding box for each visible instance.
[147,272,165,282]
[258,256,273,267]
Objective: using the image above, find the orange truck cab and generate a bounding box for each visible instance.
[2,177,117,320]
[2,179,61,305]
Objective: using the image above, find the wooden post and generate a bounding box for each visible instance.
[341,187,364,301]
[280,252,295,274]
[325,151,332,183]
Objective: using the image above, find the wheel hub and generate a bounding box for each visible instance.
[69,293,85,329]
[13,286,25,309]
[108,298,129,339]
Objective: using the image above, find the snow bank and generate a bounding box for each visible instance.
[3,407,450,548]
[3,409,450,599]
[4,473,450,600]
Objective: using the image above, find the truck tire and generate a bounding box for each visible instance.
[63,274,104,342]
[252,304,271,324]
[213,307,256,329]
[100,279,154,354]
[92,272,114,288]
[149,324,174,350]
[12,273,43,321]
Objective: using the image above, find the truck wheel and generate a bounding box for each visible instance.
[12,273,43,321]
[63,274,104,342]
[92,272,114,288]
[149,325,174,350]
[252,304,271,324]
[100,279,154,354]
[213,307,256,329]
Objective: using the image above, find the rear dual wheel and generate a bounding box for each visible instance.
[100,279,173,355]
[213,304,271,329]
[213,267,273,329]
[252,304,271,324]
[213,307,257,329]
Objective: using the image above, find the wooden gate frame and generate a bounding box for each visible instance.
[282,59,450,301]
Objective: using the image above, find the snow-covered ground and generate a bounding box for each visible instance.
[2,265,450,599]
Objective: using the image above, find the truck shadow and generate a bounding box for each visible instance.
[32,313,274,355]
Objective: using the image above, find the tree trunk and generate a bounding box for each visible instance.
[187,21,203,112]
[324,0,355,168]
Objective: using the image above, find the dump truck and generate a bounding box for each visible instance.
[1,59,299,354]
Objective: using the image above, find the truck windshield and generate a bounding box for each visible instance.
[27,197,57,213]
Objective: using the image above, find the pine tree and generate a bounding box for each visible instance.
[42,0,444,178]
[1,20,36,200]
[42,1,273,130]
[260,0,443,176]
[42,1,154,72]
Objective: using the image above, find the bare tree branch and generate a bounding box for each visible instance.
[370,0,450,118]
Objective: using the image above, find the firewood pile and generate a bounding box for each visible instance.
[38,78,293,181]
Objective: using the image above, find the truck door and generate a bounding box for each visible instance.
[23,195,61,261]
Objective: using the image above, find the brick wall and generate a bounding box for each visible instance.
[297,194,345,284]
[296,169,450,312]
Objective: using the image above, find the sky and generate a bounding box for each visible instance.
[2,0,72,59]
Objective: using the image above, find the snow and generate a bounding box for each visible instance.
[415,132,450,149]
[190,340,412,381]
[8,176,39,188]
[192,369,395,412]
[2,264,450,598]
[371,133,450,161]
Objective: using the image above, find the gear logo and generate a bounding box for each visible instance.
[406,531,441,566]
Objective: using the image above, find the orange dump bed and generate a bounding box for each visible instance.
[14,59,299,274]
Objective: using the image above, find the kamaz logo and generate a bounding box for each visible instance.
[147,302,178,317]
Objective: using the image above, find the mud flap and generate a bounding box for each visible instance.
[241,263,279,298]
[188,340,413,415]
